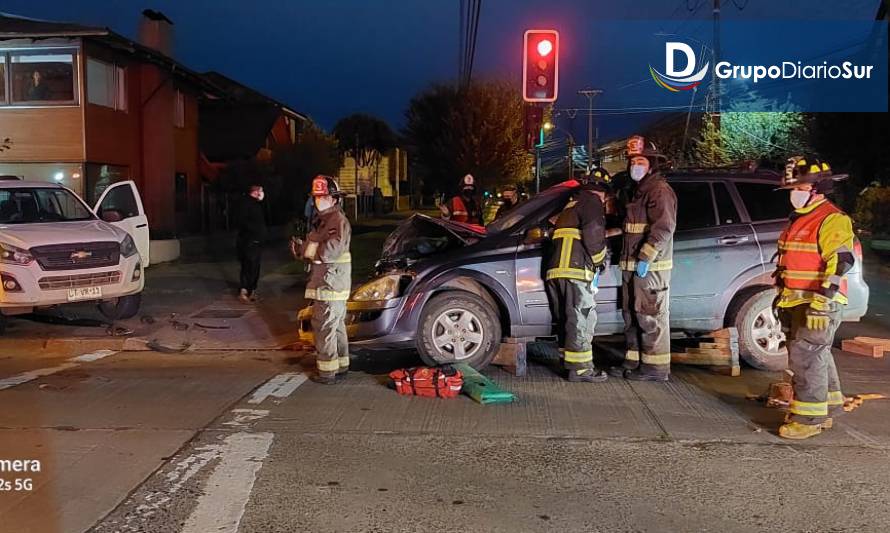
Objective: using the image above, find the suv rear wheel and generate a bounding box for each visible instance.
[729,289,787,371]
[417,292,501,369]
[98,293,142,321]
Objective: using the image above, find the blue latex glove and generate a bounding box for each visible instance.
[636,260,650,278]
[590,270,600,290]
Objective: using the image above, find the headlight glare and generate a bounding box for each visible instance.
[351,274,406,302]
[0,242,34,265]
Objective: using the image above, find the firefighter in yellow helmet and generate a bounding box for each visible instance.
[292,175,352,384]
[546,181,610,382]
[611,135,677,382]
[774,156,855,440]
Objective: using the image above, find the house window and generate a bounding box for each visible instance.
[175,172,188,212]
[174,90,185,128]
[87,58,127,111]
[0,55,6,103]
[5,49,77,105]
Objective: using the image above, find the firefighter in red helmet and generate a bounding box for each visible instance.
[292,175,352,384]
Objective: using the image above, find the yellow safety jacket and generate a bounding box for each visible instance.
[776,199,855,309]
[304,205,352,301]
[546,188,607,282]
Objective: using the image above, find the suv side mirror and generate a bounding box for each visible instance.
[100,209,124,223]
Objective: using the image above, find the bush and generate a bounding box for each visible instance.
[854,185,890,236]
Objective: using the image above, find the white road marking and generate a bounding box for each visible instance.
[0,350,120,391]
[247,372,307,404]
[0,363,79,391]
[223,409,270,428]
[180,432,274,533]
[70,349,117,363]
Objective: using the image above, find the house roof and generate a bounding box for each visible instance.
[0,12,223,96]
[199,102,283,161]
[0,12,108,38]
[202,71,306,121]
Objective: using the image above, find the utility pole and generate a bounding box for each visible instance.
[578,89,602,171]
[712,0,721,116]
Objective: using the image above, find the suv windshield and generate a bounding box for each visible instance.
[486,181,578,234]
[0,187,94,224]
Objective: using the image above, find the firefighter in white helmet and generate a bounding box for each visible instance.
[440,174,483,225]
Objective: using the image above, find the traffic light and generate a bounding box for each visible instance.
[523,29,559,103]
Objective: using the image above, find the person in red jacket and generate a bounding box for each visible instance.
[440,174,483,225]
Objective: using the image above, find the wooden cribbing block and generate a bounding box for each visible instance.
[491,338,528,376]
[841,340,884,358]
[707,328,740,339]
[853,337,890,350]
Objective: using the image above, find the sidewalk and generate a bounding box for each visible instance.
[0,213,414,353]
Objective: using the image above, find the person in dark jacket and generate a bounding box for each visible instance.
[237,184,267,303]
[546,182,610,382]
[612,135,677,382]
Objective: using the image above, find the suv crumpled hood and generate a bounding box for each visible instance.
[0,220,126,249]
[379,214,486,266]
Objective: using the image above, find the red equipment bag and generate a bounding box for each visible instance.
[389,365,463,399]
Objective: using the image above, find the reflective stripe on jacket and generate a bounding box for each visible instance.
[619,172,677,272]
[446,195,481,225]
[776,199,854,308]
[546,189,607,282]
[304,205,352,301]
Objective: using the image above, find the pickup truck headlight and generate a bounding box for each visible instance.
[0,242,34,265]
[351,274,409,302]
[120,235,138,258]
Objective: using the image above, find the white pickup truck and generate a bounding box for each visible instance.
[0,179,149,330]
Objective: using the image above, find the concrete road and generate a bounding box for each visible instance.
[1,341,889,533]
[0,242,888,532]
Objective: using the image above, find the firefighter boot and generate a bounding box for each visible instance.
[779,421,823,440]
[624,369,669,382]
[310,373,339,385]
[567,366,608,383]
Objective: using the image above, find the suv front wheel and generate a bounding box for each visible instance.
[729,289,787,371]
[98,293,142,321]
[417,292,501,369]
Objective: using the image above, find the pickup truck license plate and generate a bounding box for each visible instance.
[67,287,102,302]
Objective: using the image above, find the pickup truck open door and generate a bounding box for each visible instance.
[94,181,150,266]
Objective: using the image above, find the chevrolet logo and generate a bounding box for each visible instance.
[70,250,93,261]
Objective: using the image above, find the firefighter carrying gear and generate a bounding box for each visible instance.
[775,158,854,437]
[304,196,352,381]
[618,163,677,380]
[546,184,608,381]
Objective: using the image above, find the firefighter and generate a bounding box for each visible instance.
[292,175,352,385]
[774,156,854,440]
[440,174,483,225]
[612,135,677,382]
[546,181,610,382]
[494,184,521,220]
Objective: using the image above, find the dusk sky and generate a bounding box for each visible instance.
[2,0,882,140]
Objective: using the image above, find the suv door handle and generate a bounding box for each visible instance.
[717,235,749,246]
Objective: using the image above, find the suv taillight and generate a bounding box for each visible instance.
[853,238,863,261]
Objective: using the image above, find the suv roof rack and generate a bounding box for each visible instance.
[671,162,781,177]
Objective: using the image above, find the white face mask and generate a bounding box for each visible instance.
[790,189,811,209]
[630,165,648,182]
[315,197,334,211]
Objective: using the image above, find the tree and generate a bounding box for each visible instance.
[403,80,533,195]
[692,94,809,168]
[332,114,395,191]
[273,121,340,217]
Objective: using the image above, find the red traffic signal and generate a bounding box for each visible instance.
[523,29,559,103]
